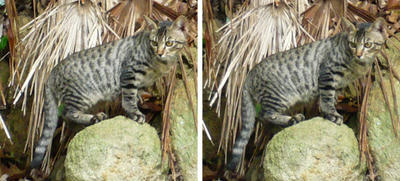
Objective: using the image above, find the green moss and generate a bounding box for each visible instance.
[65,116,165,181]
[264,118,365,181]
[170,72,197,180]
[365,33,400,180]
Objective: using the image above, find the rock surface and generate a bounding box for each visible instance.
[65,116,165,181]
[263,117,365,181]
[170,71,198,180]
[366,34,400,181]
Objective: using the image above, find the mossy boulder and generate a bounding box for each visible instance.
[264,117,365,181]
[65,116,165,181]
[367,34,400,180]
[170,71,197,180]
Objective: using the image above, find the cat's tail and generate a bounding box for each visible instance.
[31,86,58,169]
[227,86,256,171]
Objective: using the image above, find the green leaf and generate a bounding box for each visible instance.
[0,36,8,50]
[255,103,261,117]
[58,104,64,117]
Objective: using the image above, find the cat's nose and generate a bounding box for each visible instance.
[356,49,363,58]
[157,49,165,56]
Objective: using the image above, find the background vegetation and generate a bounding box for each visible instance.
[0,0,197,180]
[204,0,400,179]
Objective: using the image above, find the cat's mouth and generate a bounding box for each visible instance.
[156,54,177,63]
[158,53,178,59]
[157,54,172,59]
[357,55,375,65]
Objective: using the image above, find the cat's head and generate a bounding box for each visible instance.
[343,18,386,63]
[146,16,188,62]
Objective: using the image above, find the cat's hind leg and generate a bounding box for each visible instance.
[63,106,106,125]
[260,110,305,126]
[257,91,306,125]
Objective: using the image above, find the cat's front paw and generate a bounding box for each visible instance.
[90,112,108,124]
[128,112,146,123]
[324,112,343,125]
[289,114,305,125]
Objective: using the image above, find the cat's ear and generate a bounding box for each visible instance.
[171,16,188,33]
[144,16,158,30]
[341,18,356,32]
[369,17,386,35]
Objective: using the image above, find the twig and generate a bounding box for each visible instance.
[0,82,6,106]
[0,113,13,144]
[375,58,398,137]
[347,3,376,22]
[168,146,177,181]
[202,121,214,145]
[358,68,373,178]
[381,51,400,136]
[153,1,179,20]
[161,65,177,175]
[178,56,197,130]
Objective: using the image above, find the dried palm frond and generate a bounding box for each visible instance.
[161,65,177,178]
[0,113,13,144]
[153,0,179,19]
[105,0,152,41]
[203,0,217,94]
[98,0,120,11]
[5,0,20,89]
[358,67,374,179]
[347,2,375,22]
[256,0,309,15]
[0,84,5,106]
[301,0,346,43]
[10,0,116,173]
[207,1,310,173]
[386,0,400,10]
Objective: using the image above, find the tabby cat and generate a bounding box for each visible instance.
[228,18,386,170]
[31,16,188,168]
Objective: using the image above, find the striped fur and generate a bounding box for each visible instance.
[228,18,386,171]
[31,16,187,168]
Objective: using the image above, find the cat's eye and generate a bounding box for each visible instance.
[166,41,173,47]
[150,40,158,46]
[349,42,356,48]
[364,42,372,48]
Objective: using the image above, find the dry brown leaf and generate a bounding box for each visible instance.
[301,0,345,42]
[386,0,400,10]
[106,0,151,41]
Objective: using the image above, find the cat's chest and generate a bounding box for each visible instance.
[141,57,176,86]
[139,64,171,88]
[334,60,370,88]
[140,68,161,87]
